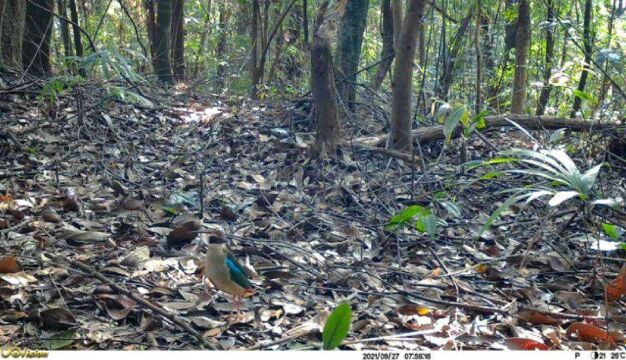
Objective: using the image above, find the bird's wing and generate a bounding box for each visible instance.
[225,251,252,289]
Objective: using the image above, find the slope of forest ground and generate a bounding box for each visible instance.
[1,78,626,350]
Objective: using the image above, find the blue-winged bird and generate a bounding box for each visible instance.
[204,230,254,317]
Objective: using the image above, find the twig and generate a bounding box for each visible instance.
[43,252,220,350]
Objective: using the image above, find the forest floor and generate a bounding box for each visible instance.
[1,78,626,350]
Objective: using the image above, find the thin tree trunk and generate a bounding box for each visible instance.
[571,0,592,116]
[302,0,308,45]
[56,0,72,58]
[250,0,261,98]
[536,0,555,115]
[391,0,403,53]
[215,3,230,91]
[475,0,482,113]
[311,1,340,157]
[0,0,26,71]
[153,0,173,84]
[598,0,616,106]
[511,0,530,114]
[22,0,54,76]
[68,0,83,57]
[170,0,185,80]
[193,0,212,77]
[389,0,426,153]
[371,0,394,90]
[335,0,369,108]
[144,0,157,60]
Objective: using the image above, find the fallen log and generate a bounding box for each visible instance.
[355,115,614,147]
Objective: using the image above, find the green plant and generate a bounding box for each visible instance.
[322,303,352,350]
[442,105,488,142]
[39,76,83,103]
[477,148,620,235]
[385,204,438,240]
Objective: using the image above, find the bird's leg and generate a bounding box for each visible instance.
[234,295,241,317]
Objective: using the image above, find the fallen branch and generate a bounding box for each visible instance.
[43,252,219,350]
[355,115,613,147]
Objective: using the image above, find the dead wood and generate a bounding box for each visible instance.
[355,115,613,147]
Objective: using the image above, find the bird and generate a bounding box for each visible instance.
[203,230,254,318]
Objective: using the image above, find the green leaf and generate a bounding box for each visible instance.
[385,205,427,231]
[323,303,352,350]
[421,213,438,240]
[479,171,504,180]
[602,223,622,240]
[573,89,594,102]
[46,330,76,350]
[439,200,461,218]
[548,191,580,207]
[480,192,527,236]
[443,106,466,142]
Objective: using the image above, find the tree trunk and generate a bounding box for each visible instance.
[311,1,340,157]
[536,0,555,115]
[511,0,530,114]
[170,0,185,80]
[371,0,394,90]
[391,0,403,53]
[68,0,83,58]
[335,0,369,108]
[144,0,157,60]
[153,0,173,84]
[215,3,229,91]
[571,0,592,117]
[0,0,26,71]
[389,0,426,153]
[56,0,73,58]
[22,0,54,76]
[193,0,212,77]
[250,0,261,98]
[474,0,482,114]
[302,0,308,45]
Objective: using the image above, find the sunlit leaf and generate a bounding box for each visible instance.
[322,303,352,350]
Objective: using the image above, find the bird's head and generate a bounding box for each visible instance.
[208,229,227,245]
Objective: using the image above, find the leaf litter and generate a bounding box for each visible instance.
[0,80,625,350]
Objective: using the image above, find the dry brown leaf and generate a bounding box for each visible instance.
[517,310,562,326]
[0,256,22,273]
[41,207,62,223]
[566,322,618,344]
[606,265,626,302]
[503,337,550,350]
[8,208,25,221]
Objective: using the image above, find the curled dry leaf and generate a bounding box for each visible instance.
[41,206,62,223]
[8,208,25,221]
[0,218,7,229]
[120,246,150,268]
[121,198,145,211]
[0,256,22,273]
[566,322,618,344]
[220,205,238,221]
[166,226,196,247]
[94,293,137,321]
[606,265,626,302]
[63,227,110,245]
[517,310,562,326]
[503,337,550,350]
[166,220,200,248]
[63,195,80,212]
[38,308,78,330]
